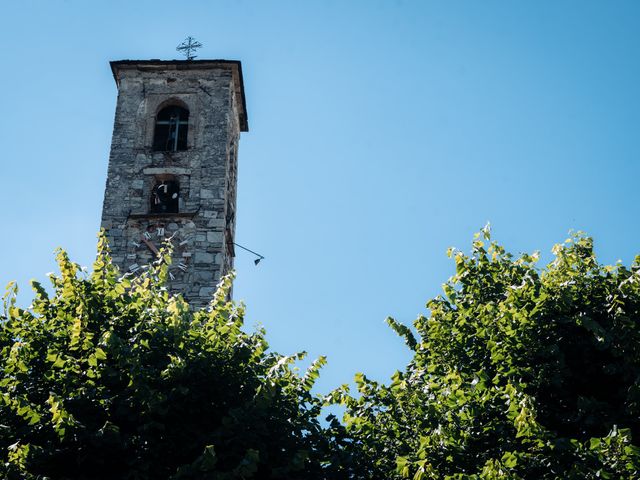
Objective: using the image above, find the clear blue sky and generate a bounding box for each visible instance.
[2,1,640,393]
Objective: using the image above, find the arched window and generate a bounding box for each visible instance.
[150,179,179,213]
[153,106,189,151]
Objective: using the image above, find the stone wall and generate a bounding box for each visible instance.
[100,61,246,308]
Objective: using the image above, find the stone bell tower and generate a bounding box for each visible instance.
[100,60,248,307]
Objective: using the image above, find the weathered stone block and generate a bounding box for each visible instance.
[194,252,214,264]
[199,287,216,298]
[207,231,223,243]
[207,218,225,227]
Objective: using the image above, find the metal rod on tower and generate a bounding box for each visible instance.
[233,243,265,265]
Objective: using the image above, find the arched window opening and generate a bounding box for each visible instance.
[153,105,189,151]
[151,180,179,213]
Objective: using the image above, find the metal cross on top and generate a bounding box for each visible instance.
[176,36,203,60]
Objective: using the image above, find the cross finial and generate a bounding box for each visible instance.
[176,36,203,61]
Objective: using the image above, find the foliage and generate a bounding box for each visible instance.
[0,233,350,479]
[4,228,640,479]
[333,227,640,479]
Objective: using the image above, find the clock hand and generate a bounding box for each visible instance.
[141,236,160,256]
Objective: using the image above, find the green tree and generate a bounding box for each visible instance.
[333,227,640,479]
[0,234,349,479]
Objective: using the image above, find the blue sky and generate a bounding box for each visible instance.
[1,0,640,393]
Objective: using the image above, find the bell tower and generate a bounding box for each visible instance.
[100,59,248,307]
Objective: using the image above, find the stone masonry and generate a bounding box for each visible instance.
[100,60,248,308]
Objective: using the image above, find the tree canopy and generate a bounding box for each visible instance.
[0,234,348,479]
[334,227,640,479]
[2,229,640,479]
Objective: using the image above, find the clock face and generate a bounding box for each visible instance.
[126,219,196,280]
